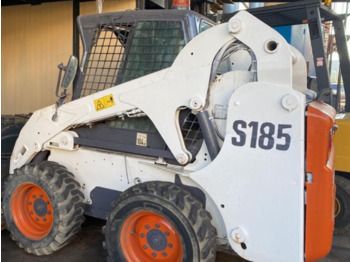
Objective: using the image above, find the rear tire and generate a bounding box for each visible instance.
[105,181,217,262]
[2,161,85,255]
[334,175,350,236]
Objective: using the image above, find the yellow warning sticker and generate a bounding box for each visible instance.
[94,94,115,112]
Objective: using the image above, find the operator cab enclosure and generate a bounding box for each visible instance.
[73,10,215,100]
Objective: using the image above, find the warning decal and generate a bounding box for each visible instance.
[94,94,115,112]
[316,57,324,67]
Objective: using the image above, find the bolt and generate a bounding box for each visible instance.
[143,245,148,250]
[168,243,173,248]
[62,136,68,145]
[165,231,170,236]
[155,224,160,228]
[145,225,150,229]
[152,252,157,257]
[140,233,145,238]
[176,153,188,165]
[229,18,242,33]
[287,98,293,105]
[28,201,32,205]
[189,97,204,110]
[40,194,43,198]
[162,252,167,257]
[281,94,298,111]
[32,194,36,199]
[33,142,40,151]
[231,227,246,243]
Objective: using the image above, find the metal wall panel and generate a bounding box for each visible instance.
[1,0,135,115]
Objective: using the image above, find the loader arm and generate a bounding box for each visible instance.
[11,11,296,173]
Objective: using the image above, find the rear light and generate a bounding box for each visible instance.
[172,0,190,9]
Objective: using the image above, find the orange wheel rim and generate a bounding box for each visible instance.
[120,211,183,262]
[11,183,54,240]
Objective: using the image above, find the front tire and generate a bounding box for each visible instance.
[105,181,217,262]
[3,161,85,255]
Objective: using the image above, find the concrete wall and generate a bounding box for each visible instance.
[1,0,135,115]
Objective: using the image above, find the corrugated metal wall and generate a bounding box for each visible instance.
[1,0,135,115]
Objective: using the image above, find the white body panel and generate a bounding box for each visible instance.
[192,83,305,261]
[10,11,308,261]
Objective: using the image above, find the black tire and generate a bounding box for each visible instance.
[334,175,350,236]
[2,161,85,255]
[104,181,217,262]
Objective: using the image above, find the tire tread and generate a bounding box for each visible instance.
[3,161,85,256]
[106,181,216,262]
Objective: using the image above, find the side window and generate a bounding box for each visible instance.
[122,21,185,83]
[199,19,214,33]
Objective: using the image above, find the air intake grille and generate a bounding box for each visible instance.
[180,110,203,154]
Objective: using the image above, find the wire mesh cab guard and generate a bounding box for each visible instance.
[73,10,214,99]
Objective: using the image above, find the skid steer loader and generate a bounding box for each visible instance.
[3,10,337,262]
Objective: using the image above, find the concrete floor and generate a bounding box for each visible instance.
[1,216,350,262]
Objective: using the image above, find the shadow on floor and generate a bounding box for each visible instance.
[1,216,349,261]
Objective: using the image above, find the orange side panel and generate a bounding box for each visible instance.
[305,101,336,262]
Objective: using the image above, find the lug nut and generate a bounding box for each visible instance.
[32,194,36,198]
[40,194,43,198]
[163,252,167,257]
[43,218,47,222]
[35,217,39,221]
[47,211,51,215]
[152,252,157,257]
[155,224,160,228]
[165,231,170,236]
[28,201,32,205]
[143,245,147,249]
[30,211,34,215]
[145,225,150,229]
[140,233,145,238]
[168,243,173,248]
